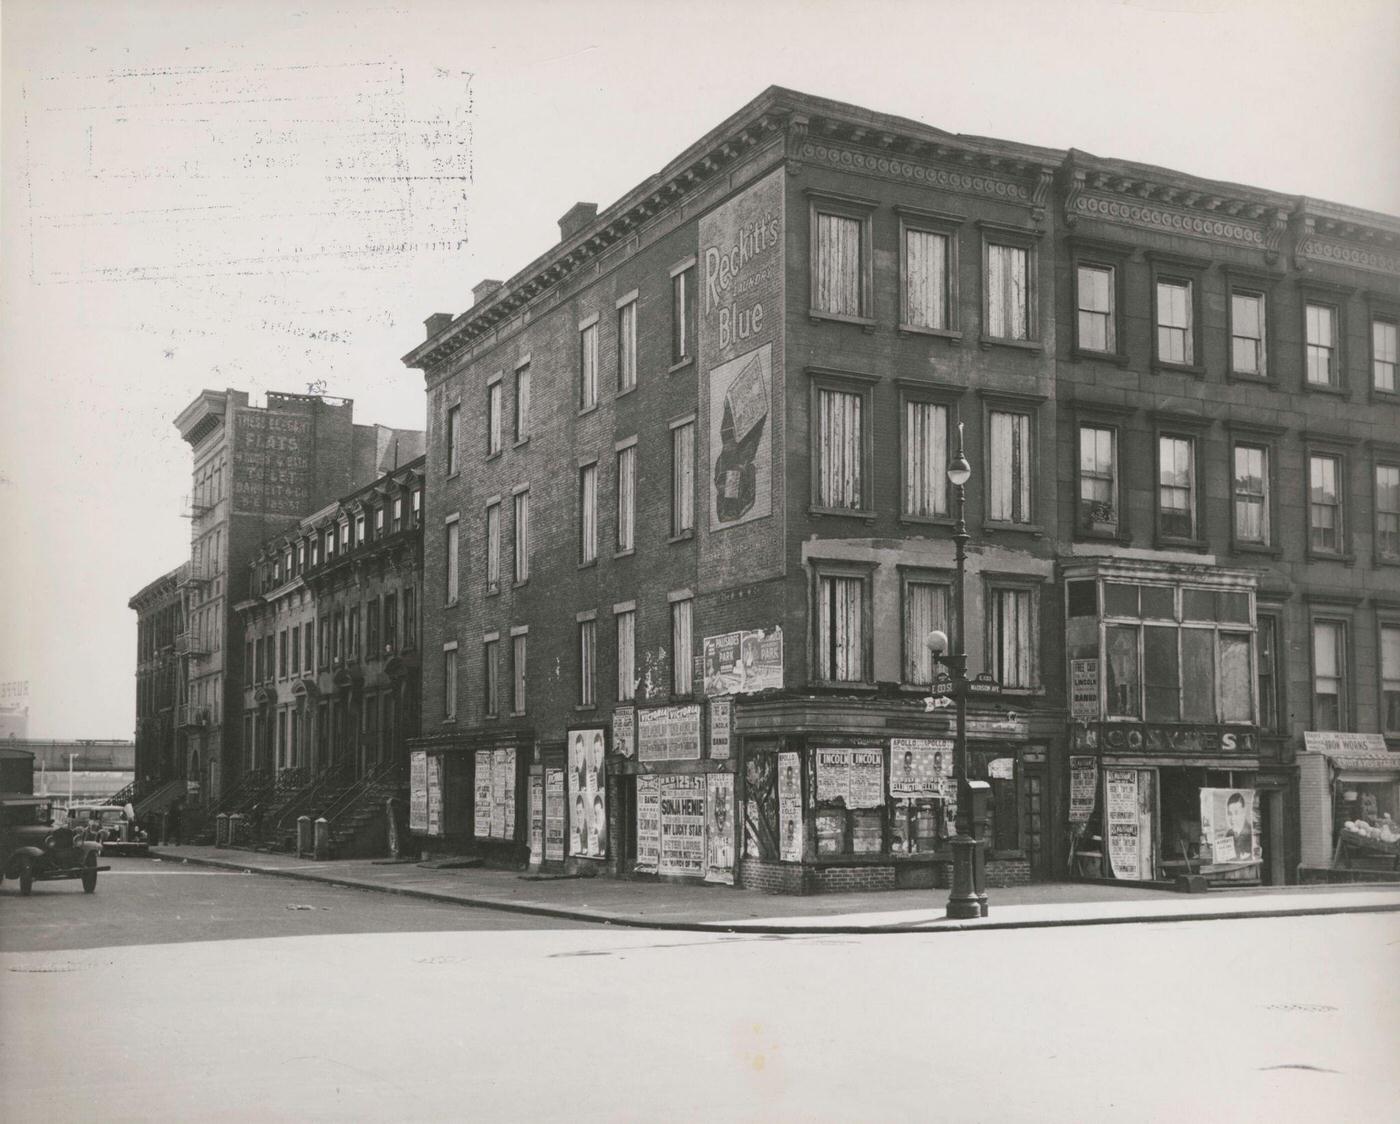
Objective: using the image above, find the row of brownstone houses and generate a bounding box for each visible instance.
[130,87,1400,890]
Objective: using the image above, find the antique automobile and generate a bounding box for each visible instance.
[1,795,108,895]
[69,803,150,855]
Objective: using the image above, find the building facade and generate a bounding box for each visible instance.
[129,563,188,794]
[403,88,1399,891]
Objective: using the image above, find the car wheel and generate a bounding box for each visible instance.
[81,852,98,893]
[18,857,35,895]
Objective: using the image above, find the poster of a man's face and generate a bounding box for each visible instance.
[1201,787,1259,865]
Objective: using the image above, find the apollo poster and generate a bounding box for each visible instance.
[635,774,661,873]
[658,775,706,877]
[1200,787,1262,866]
[705,773,736,884]
[889,738,954,799]
[701,166,784,549]
[778,751,803,862]
[568,728,607,858]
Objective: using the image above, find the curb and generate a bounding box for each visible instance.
[148,849,1400,936]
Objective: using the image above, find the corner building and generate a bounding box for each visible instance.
[404,88,1400,891]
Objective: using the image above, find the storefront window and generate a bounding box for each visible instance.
[1144,626,1179,721]
[1105,625,1140,717]
[1220,633,1253,724]
[742,751,780,860]
[970,749,1020,853]
[1181,630,1215,722]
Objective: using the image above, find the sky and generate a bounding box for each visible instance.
[1,0,1397,738]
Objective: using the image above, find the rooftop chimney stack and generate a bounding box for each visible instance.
[558,202,599,243]
[472,279,503,306]
[424,313,453,339]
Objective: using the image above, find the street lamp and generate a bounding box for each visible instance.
[925,421,983,921]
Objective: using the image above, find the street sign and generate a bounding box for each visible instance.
[928,674,956,698]
[967,673,1001,696]
[924,696,953,711]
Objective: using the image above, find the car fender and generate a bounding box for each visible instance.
[4,846,46,878]
[78,841,103,857]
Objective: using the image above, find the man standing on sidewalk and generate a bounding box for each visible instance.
[165,799,183,847]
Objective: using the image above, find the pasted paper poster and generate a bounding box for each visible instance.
[778,751,803,862]
[1200,787,1262,866]
[425,754,443,837]
[544,768,566,863]
[815,748,885,809]
[1069,755,1098,823]
[409,750,428,833]
[708,697,732,760]
[1105,768,1141,880]
[705,772,735,885]
[473,750,492,838]
[612,706,635,759]
[568,728,607,858]
[636,774,660,874]
[528,773,544,866]
[659,774,706,877]
[889,739,954,799]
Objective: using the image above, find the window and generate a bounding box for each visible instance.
[579,320,598,410]
[1256,614,1281,734]
[373,509,383,538]
[1312,620,1346,731]
[1156,279,1193,365]
[339,522,350,551]
[412,489,422,526]
[671,420,694,536]
[671,596,693,696]
[902,226,951,331]
[317,618,330,669]
[812,208,867,318]
[903,400,948,518]
[513,490,530,583]
[1381,624,1400,736]
[1077,264,1115,353]
[579,463,598,564]
[487,379,503,456]
[443,645,458,722]
[616,444,636,553]
[986,242,1029,340]
[617,299,637,392]
[346,606,359,660]
[815,386,865,510]
[392,497,403,533]
[578,619,596,707]
[1375,319,1398,393]
[988,586,1035,689]
[514,362,531,442]
[446,403,461,475]
[383,592,397,651]
[671,264,695,365]
[989,410,1032,524]
[366,598,380,656]
[484,638,500,717]
[512,632,527,714]
[1308,454,1343,554]
[1078,425,1117,534]
[616,608,636,701]
[1158,435,1197,540]
[403,588,416,647]
[290,626,300,674]
[278,630,288,678]
[1378,464,1400,563]
[1306,303,1338,386]
[903,579,949,686]
[444,517,460,605]
[1231,290,1267,376]
[354,515,366,546]
[1232,444,1271,546]
[815,572,866,683]
[485,502,501,591]
[303,622,314,672]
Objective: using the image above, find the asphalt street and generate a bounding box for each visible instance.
[2,856,1397,1122]
[0,855,587,952]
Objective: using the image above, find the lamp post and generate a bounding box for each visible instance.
[926,422,983,921]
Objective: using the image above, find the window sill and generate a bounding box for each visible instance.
[1302,380,1347,396]
[1305,550,1356,566]
[486,583,500,596]
[1074,527,1127,543]
[1072,347,1129,367]
[510,711,526,719]
[810,505,877,521]
[813,680,878,692]
[616,384,637,399]
[485,450,502,462]
[445,471,460,481]
[574,705,597,713]
[899,513,955,528]
[809,309,876,333]
[898,324,962,343]
[983,520,1043,537]
[1376,556,1400,568]
[578,404,599,417]
[513,579,529,589]
[1231,541,1282,558]
[668,357,694,375]
[668,530,695,544]
[1154,535,1209,553]
[578,559,598,571]
[978,336,1042,353]
[1227,370,1271,385]
[513,436,530,449]
[444,600,460,610]
[1369,388,1399,404]
[614,548,635,560]
[1152,361,1205,378]
[441,718,457,726]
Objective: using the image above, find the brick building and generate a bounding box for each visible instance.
[402,88,1399,891]
[128,562,188,800]
[166,388,424,809]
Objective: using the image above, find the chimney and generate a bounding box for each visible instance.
[472,279,503,306]
[558,202,598,243]
[424,313,453,339]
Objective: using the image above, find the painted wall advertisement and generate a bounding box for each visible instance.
[888,739,954,799]
[815,748,885,809]
[659,775,706,877]
[1069,755,1098,823]
[705,773,736,884]
[636,775,661,873]
[708,697,732,760]
[568,728,607,858]
[1200,787,1262,865]
[702,627,784,696]
[409,750,428,833]
[1105,768,1141,880]
[637,704,702,762]
[612,706,636,759]
[778,751,803,862]
[528,773,545,865]
[1071,659,1099,718]
[544,768,566,863]
[233,406,312,516]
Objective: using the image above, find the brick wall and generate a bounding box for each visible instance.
[985,857,1031,888]
[738,858,809,895]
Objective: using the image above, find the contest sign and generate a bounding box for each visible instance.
[1069,755,1098,823]
[888,739,954,799]
[705,773,736,885]
[568,728,607,858]
[1200,787,1261,865]
[778,751,803,862]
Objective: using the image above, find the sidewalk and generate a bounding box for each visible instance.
[146,845,1400,934]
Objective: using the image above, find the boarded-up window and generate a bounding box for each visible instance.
[617,300,637,392]
[443,648,458,721]
[446,404,461,475]
[1144,625,1180,721]
[1106,625,1140,717]
[989,587,1034,688]
[671,598,693,695]
[818,388,863,509]
[484,639,499,716]
[989,411,1031,523]
[1181,629,1216,722]
[1220,632,1252,724]
[815,213,863,316]
[579,464,598,564]
[1157,280,1193,364]
[904,581,949,685]
[904,400,948,517]
[579,620,596,707]
[817,574,865,682]
[616,609,635,701]
[671,422,694,535]
[616,445,636,552]
[672,267,695,364]
[514,364,531,442]
[513,491,530,583]
[512,634,527,714]
[485,502,500,591]
[987,243,1029,339]
[487,380,503,455]
[579,322,598,409]
[904,229,948,329]
[444,519,459,604]
[1077,264,1114,352]
[1233,445,1270,545]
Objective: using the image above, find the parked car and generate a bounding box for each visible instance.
[68,804,149,855]
[1,795,108,895]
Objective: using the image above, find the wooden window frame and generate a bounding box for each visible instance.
[897,380,960,527]
[983,575,1044,693]
[896,206,962,340]
[809,560,876,687]
[1374,450,1400,568]
[1149,255,1206,375]
[981,390,1047,534]
[1300,287,1347,394]
[1369,297,1399,400]
[898,565,953,688]
[979,221,1043,350]
[807,190,876,329]
[1226,422,1284,557]
[807,367,877,518]
[1302,433,1356,563]
[1151,413,1209,551]
[1225,270,1276,383]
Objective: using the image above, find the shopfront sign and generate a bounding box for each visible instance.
[889,738,954,799]
[705,773,736,885]
[1071,659,1098,718]
[638,704,703,762]
[1099,724,1256,756]
[815,748,884,809]
[612,707,635,759]
[708,697,732,760]
[1069,755,1097,823]
[1302,731,1389,756]
[778,751,803,862]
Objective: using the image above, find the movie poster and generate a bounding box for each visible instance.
[1069,756,1098,823]
[778,751,803,862]
[473,750,492,838]
[636,774,660,873]
[637,704,703,762]
[659,775,706,877]
[528,773,544,866]
[544,768,565,863]
[1105,768,1141,880]
[889,739,954,799]
[568,728,607,858]
[705,773,736,885]
[1200,787,1262,865]
[612,706,635,759]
